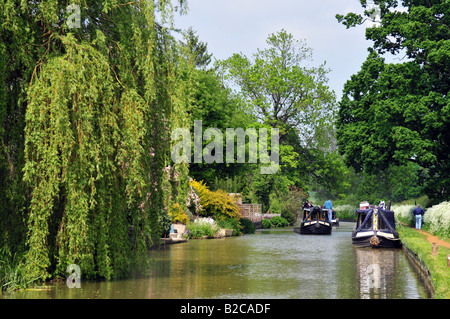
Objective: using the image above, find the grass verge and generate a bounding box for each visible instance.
[397,225,450,299]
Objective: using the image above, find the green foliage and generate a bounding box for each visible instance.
[190,180,242,221]
[261,219,272,229]
[209,29,342,209]
[0,246,32,291]
[423,201,450,239]
[398,225,450,299]
[187,219,220,239]
[393,204,416,227]
[217,218,241,236]
[310,151,352,197]
[248,169,293,213]
[239,218,256,234]
[218,29,336,141]
[185,29,341,219]
[336,1,450,200]
[330,162,425,205]
[180,27,213,69]
[269,216,289,228]
[187,68,253,186]
[168,203,189,224]
[281,209,296,226]
[24,35,120,280]
[211,175,247,194]
[331,204,357,221]
[395,195,431,208]
[269,185,307,225]
[1,0,193,285]
[159,212,173,237]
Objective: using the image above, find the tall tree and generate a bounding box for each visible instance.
[218,29,336,142]
[336,0,449,200]
[1,0,193,283]
[181,27,213,69]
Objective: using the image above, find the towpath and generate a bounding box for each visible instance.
[401,223,450,249]
[416,229,450,249]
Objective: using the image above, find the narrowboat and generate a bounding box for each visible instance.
[294,206,332,235]
[352,201,401,248]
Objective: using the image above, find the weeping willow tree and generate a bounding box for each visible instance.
[1,0,193,283]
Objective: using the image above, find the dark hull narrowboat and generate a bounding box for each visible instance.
[295,220,332,235]
[352,205,401,248]
[294,206,332,235]
[352,230,402,248]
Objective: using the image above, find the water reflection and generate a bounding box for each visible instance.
[1,223,430,299]
[356,248,398,299]
[355,247,431,299]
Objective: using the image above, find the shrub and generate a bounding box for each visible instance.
[261,219,272,229]
[270,216,289,228]
[168,203,189,224]
[190,180,241,221]
[187,219,220,238]
[269,185,307,223]
[159,212,173,236]
[281,207,296,225]
[423,201,450,239]
[217,218,241,236]
[0,246,32,291]
[392,204,415,227]
[240,218,256,234]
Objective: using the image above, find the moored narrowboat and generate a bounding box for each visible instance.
[294,206,332,235]
[352,202,401,248]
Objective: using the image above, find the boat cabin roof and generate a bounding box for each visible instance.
[302,206,329,221]
[355,208,397,232]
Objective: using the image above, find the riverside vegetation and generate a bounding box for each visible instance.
[1,0,449,294]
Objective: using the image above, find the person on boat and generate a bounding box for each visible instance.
[303,200,312,209]
[413,204,425,230]
[324,198,333,222]
[360,201,369,209]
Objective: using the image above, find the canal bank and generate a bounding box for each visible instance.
[402,245,435,297]
[397,225,450,299]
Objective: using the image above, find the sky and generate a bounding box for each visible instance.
[171,0,378,99]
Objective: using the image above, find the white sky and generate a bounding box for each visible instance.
[172,0,378,99]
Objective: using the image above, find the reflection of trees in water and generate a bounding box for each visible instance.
[356,248,398,299]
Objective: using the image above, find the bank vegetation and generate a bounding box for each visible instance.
[1,0,449,293]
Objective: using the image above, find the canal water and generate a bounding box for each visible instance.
[2,222,430,299]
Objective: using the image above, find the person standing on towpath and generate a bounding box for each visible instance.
[413,204,425,230]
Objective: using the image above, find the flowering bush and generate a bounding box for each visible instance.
[168,203,188,224]
[189,180,241,221]
[423,201,450,239]
[392,204,415,226]
[188,218,220,238]
[186,180,202,215]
